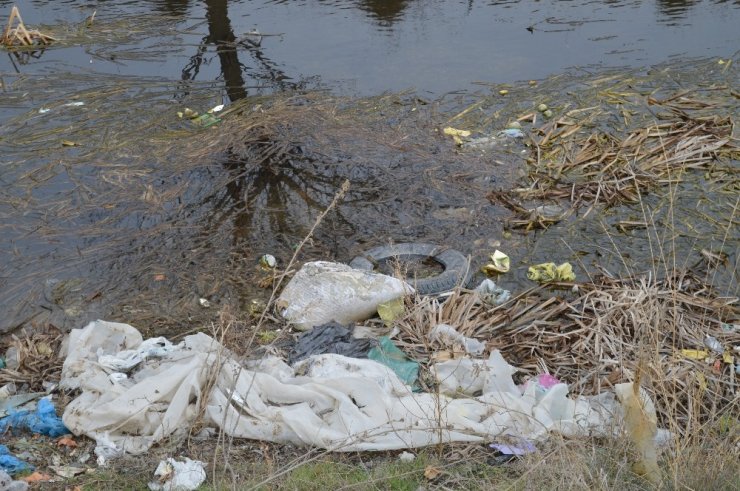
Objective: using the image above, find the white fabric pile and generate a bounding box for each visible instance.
[60,320,623,457]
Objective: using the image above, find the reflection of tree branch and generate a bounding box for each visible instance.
[233,38,294,92]
[181,34,209,83]
[180,0,297,101]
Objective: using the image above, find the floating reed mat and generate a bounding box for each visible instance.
[1,5,55,48]
[496,94,738,209]
[395,273,739,434]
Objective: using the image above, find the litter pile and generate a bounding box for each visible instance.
[59,319,629,456]
[396,273,739,434]
[2,258,735,463]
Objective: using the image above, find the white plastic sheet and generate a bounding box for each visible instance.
[148,458,206,491]
[62,320,621,456]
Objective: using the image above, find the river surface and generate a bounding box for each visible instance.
[1,0,739,95]
[0,0,738,334]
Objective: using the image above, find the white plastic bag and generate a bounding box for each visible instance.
[276,261,412,330]
[148,458,206,491]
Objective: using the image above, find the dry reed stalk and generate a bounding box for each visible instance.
[1,6,56,48]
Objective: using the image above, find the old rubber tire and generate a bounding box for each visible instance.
[349,243,471,295]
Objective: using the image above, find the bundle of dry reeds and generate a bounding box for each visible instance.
[395,273,739,434]
[1,6,55,48]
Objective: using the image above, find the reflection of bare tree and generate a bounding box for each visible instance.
[212,143,355,250]
[655,0,700,19]
[152,0,190,17]
[180,0,295,102]
[180,0,246,101]
[179,0,336,248]
[358,0,410,24]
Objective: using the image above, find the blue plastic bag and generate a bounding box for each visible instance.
[0,398,69,437]
[0,445,33,475]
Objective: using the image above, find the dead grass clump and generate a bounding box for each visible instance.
[395,273,739,435]
[0,327,65,391]
[1,6,55,48]
[508,432,738,491]
[501,106,736,211]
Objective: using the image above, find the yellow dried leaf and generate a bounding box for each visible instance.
[424,465,442,480]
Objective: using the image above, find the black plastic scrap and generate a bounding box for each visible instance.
[288,322,378,365]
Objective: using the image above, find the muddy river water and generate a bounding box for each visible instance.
[0,0,738,335]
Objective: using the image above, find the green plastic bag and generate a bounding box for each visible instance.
[368,337,419,387]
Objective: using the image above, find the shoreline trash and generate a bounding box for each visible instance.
[60,320,664,454]
[277,261,412,331]
[259,254,277,270]
[497,128,524,139]
[428,324,485,356]
[0,469,28,491]
[0,393,45,418]
[176,105,222,127]
[398,451,415,462]
[0,398,69,438]
[443,127,471,145]
[481,250,510,275]
[615,383,661,485]
[0,445,33,476]
[288,322,376,365]
[474,279,511,306]
[367,337,420,386]
[490,440,537,456]
[527,262,575,283]
[148,458,206,491]
[704,335,723,355]
[377,297,405,325]
[349,243,470,295]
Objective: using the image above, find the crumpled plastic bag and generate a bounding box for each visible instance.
[0,446,33,476]
[481,250,510,275]
[615,383,661,484]
[148,458,206,491]
[527,262,575,282]
[276,261,412,331]
[0,398,69,438]
[0,469,28,491]
[367,337,419,386]
[428,324,485,356]
[288,322,376,365]
[443,127,471,145]
[474,279,511,306]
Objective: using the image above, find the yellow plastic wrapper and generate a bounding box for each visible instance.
[527,262,575,282]
[680,349,709,360]
[443,127,471,146]
[481,250,510,275]
[377,297,405,325]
